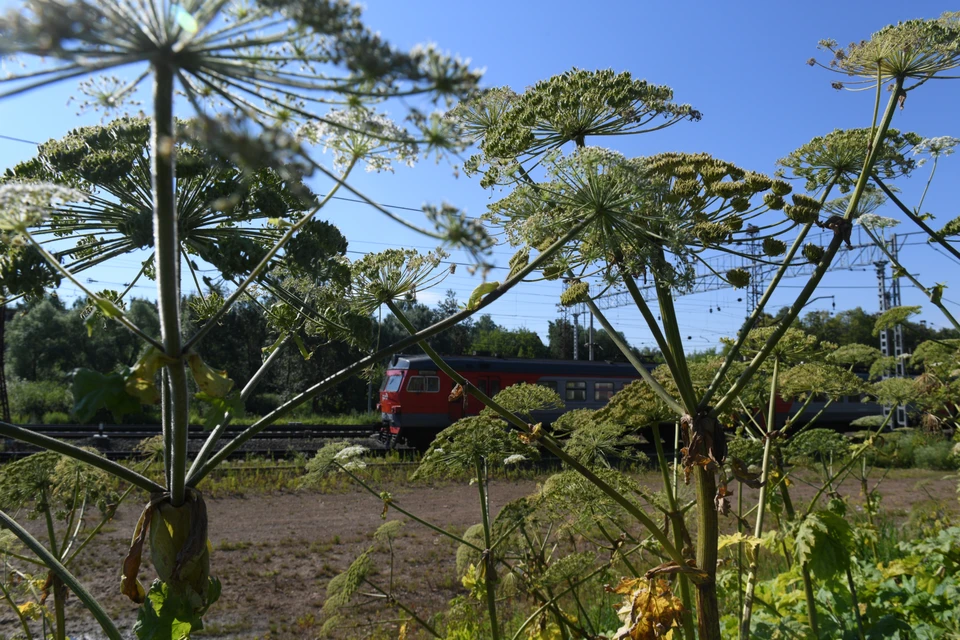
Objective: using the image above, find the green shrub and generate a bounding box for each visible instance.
[850,414,887,429]
[8,379,73,423]
[786,428,850,463]
[913,442,957,470]
[726,435,765,467]
[41,411,70,424]
[246,393,282,417]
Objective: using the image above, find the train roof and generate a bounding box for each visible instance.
[386,354,652,376]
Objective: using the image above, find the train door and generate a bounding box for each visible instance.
[467,375,501,415]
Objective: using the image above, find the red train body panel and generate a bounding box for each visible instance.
[376,354,884,446]
[377,354,648,440]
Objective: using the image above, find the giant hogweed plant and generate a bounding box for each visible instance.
[0,0,538,636]
[405,16,958,636]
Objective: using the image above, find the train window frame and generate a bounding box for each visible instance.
[594,382,614,401]
[537,380,558,392]
[407,376,440,393]
[566,381,587,402]
[382,374,402,392]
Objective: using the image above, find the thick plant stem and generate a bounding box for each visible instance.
[161,368,172,486]
[151,61,188,506]
[652,279,719,638]
[0,510,124,640]
[714,77,905,417]
[739,357,779,640]
[42,490,65,640]
[621,272,682,379]
[476,457,501,640]
[52,576,66,640]
[654,279,698,412]
[801,563,820,637]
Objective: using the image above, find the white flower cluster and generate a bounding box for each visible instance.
[503,454,527,466]
[298,109,418,173]
[0,182,88,232]
[334,444,368,461]
[855,214,900,231]
[913,136,960,166]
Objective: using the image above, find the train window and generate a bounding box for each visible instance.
[382,375,402,392]
[489,380,501,395]
[538,381,558,392]
[477,379,487,395]
[407,376,440,393]
[846,394,862,403]
[595,382,614,401]
[812,392,828,402]
[566,381,586,402]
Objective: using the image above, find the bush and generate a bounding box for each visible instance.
[786,428,850,463]
[726,435,764,467]
[8,380,73,423]
[913,442,957,470]
[850,414,887,429]
[246,393,282,417]
[41,411,70,424]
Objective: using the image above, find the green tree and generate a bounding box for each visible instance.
[470,325,548,358]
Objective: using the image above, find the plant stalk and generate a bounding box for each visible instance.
[151,61,189,505]
[476,457,501,640]
[739,357,779,640]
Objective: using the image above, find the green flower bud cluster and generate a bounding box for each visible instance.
[770,180,792,196]
[762,237,787,257]
[726,268,751,289]
[803,244,825,264]
[816,13,960,83]
[560,280,590,306]
[784,193,823,224]
[693,221,731,244]
[508,247,530,279]
[763,193,785,210]
[778,128,921,193]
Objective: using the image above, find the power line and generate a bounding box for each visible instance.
[0,133,40,145]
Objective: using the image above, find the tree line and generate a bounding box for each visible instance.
[5,289,955,422]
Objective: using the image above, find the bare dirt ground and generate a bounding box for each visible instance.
[2,469,957,640]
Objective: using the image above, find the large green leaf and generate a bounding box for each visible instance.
[794,510,854,580]
[72,368,141,422]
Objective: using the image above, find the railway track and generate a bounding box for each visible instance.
[0,423,384,460]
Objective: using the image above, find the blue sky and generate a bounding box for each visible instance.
[0,1,958,354]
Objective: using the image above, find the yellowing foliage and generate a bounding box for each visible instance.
[611,578,684,640]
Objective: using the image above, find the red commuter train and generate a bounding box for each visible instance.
[375,353,885,447]
[376,353,654,446]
